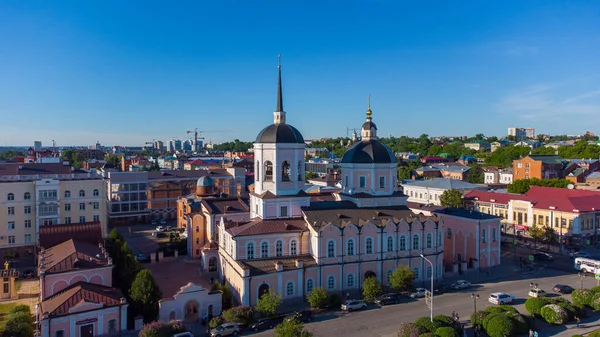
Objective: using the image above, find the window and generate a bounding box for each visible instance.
[7,236,15,244]
[281,161,291,181]
[447,228,452,238]
[426,266,432,278]
[24,220,31,228]
[108,319,117,334]
[93,215,100,222]
[482,229,487,243]
[297,161,303,181]
[93,189,99,197]
[7,193,14,201]
[24,206,31,214]
[413,267,419,280]
[196,226,199,233]
[412,234,420,250]
[64,217,71,224]
[79,190,85,197]
[359,176,366,188]
[93,202,99,210]
[366,238,373,254]
[64,190,70,198]
[327,276,335,289]
[79,203,85,210]
[290,240,297,255]
[280,206,288,217]
[7,222,15,230]
[438,231,442,247]
[399,236,406,251]
[264,161,273,181]
[286,281,294,296]
[344,176,349,187]
[327,240,335,257]
[347,239,355,256]
[24,192,31,200]
[426,233,432,248]
[256,161,260,181]
[64,204,71,211]
[261,242,269,258]
[347,274,355,287]
[7,207,14,215]
[247,243,255,259]
[306,279,314,294]
[387,237,394,252]
[492,228,497,241]
[276,240,283,257]
[55,330,65,337]
[387,270,393,284]
[79,216,86,223]
[24,234,31,244]
[379,176,385,188]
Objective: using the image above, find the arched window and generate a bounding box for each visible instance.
[387,237,394,252]
[195,226,199,232]
[387,270,393,285]
[347,274,355,287]
[426,266,432,279]
[93,189,99,197]
[196,238,200,244]
[79,190,85,197]
[261,242,269,258]
[7,193,14,201]
[256,161,260,181]
[297,161,303,181]
[290,240,297,255]
[264,161,273,181]
[327,240,335,257]
[412,234,420,250]
[327,276,335,289]
[426,233,432,248]
[306,279,314,294]
[286,282,294,296]
[281,161,290,181]
[399,236,406,251]
[247,243,255,259]
[366,238,373,254]
[413,267,420,280]
[347,239,354,256]
[64,190,71,198]
[276,240,283,257]
[438,231,442,247]
[24,192,30,200]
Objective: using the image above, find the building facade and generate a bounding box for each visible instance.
[401,178,487,206]
[513,155,565,180]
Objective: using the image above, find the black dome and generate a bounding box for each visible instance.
[341,140,397,164]
[362,121,377,130]
[255,124,305,144]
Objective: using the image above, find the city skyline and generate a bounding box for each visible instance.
[1,1,599,146]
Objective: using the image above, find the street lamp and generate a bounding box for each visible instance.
[420,254,434,322]
[471,293,480,313]
[579,272,587,290]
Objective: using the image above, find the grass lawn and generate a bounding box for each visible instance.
[0,302,17,332]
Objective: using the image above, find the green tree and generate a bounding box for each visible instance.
[222,306,254,326]
[304,171,317,182]
[507,178,570,194]
[274,317,313,337]
[307,287,328,309]
[3,306,34,337]
[389,265,416,293]
[439,189,465,208]
[362,276,382,302]
[256,289,282,318]
[130,269,163,322]
[527,225,544,247]
[543,226,557,244]
[211,281,232,309]
[466,164,484,184]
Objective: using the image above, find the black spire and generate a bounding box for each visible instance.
[276,54,284,113]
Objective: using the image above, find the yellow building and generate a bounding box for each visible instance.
[0,163,107,266]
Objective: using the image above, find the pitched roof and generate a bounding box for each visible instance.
[464,190,521,204]
[0,163,87,176]
[147,169,229,180]
[225,218,307,237]
[526,155,564,165]
[587,172,600,179]
[201,198,249,214]
[402,178,484,191]
[239,255,317,276]
[40,239,110,275]
[40,281,124,318]
[434,208,500,220]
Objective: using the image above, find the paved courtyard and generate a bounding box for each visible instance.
[145,258,216,298]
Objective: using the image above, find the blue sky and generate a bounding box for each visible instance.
[1,1,599,146]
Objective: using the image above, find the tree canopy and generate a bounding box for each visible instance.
[130,269,163,323]
[211,139,253,152]
[439,189,465,208]
[274,317,313,337]
[484,146,532,167]
[362,276,382,301]
[507,178,570,194]
[389,265,417,293]
[256,289,282,318]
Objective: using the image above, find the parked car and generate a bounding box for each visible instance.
[22,269,35,279]
[410,288,428,298]
[553,284,574,294]
[210,323,240,337]
[341,300,367,312]
[375,293,399,305]
[451,280,472,290]
[528,289,547,298]
[287,310,312,323]
[151,220,157,226]
[173,333,194,337]
[571,251,590,259]
[488,292,515,305]
[159,219,167,225]
[156,225,166,232]
[251,317,284,331]
[136,253,148,262]
[533,252,553,261]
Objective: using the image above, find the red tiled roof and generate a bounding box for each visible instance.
[39,222,102,248]
[41,239,109,275]
[0,163,86,176]
[40,281,124,318]
[464,190,518,204]
[226,218,307,237]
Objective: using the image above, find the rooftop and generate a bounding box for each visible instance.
[526,155,565,165]
[201,197,250,214]
[40,281,124,318]
[225,218,307,237]
[433,208,500,220]
[40,239,110,275]
[239,255,317,276]
[402,178,485,190]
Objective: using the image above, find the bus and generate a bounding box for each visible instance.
[574,257,600,274]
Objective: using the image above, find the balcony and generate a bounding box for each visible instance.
[38,195,58,202]
[39,210,59,217]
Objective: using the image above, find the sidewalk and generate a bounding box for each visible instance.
[443,262,528,286]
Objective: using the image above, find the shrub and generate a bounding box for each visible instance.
[485,314,516,337]
[414,317,441,333]
[470,311,489,328]
[540,304,569,325]
[433,314,461,334]
[209,316,224,329]
[307,287,329,309]
[556,301,577,320]
[590,286,600,293]
[327,293,342,309]
[138,321,186,337]
[572,335,584,337]
[434,327,459,337]
[572,289,595,307]
[485,305,517,315]
[505,312,529,335]
[222,306,254,326]
[590,292,600,311]
[525,297,551,316]
[482,313,499,331]
[419,333,435,337]
[9,305,31,315]
[362,276,382,301]
[398,322,426,337]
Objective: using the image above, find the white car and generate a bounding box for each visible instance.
[341,300,367,312]
[451,280,472,290]
[410,288,428,298]
[156,226,166,232]
[528,289,547,298]
[488,292,515,305]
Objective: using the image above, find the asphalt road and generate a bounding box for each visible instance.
[250,269,599,337]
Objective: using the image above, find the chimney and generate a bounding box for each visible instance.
[295,259,303,268]
[275,261,283,272]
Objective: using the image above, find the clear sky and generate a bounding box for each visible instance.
[1,1,599,146]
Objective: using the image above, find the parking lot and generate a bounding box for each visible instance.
[113,220,185,257]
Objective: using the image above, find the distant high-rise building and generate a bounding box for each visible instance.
[525,128,535,139]
[508,127,532,140]
[34,141,42,151]
[154,140,164,151]
[183,140,192,151]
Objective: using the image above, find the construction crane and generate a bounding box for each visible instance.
[186,128,232,151]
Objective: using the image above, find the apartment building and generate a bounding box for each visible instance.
[0,163,106,266]
[513,155,565,180]
[484,169,513,185]
[464,141,491,151]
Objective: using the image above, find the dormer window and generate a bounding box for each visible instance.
[359,176,366,188]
